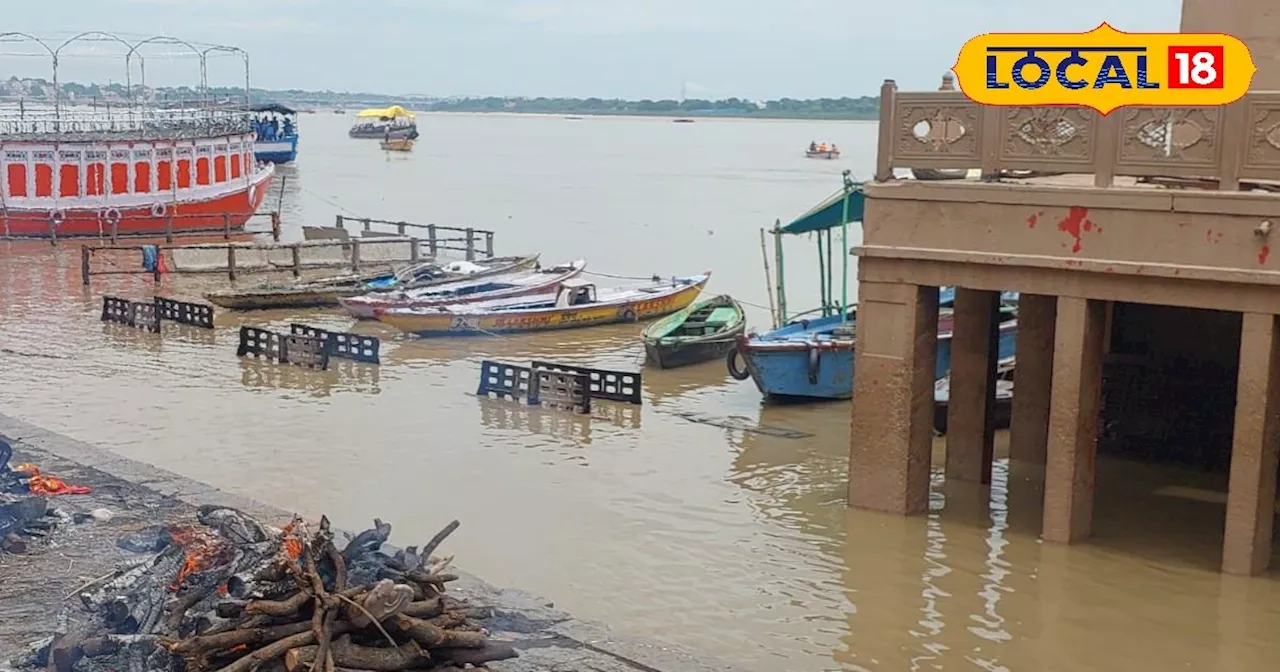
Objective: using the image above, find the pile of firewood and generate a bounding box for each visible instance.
[27,506,515,672]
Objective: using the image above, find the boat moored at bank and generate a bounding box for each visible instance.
[341,259,585,319]
[0,34,274,239]
[376,273,710,336]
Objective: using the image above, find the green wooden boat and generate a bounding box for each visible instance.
[641,294,746,369]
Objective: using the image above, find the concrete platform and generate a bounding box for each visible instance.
[0,412,749,672]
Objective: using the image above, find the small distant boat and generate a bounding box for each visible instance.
[673,118,695,123]
[933,357,1015,434]
[340,260,587,319]
[805,147,840,159]
[204,254,540,311]
[299,108,317,114]
[351,105,419,139]
[377,273,711,336]
[333,109,345,114]
[564,115,584,120]
[380,138,415,152]
[641,294,745,368]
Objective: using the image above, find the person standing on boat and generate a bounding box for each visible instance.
[809,140,817,152]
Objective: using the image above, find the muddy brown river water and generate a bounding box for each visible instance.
[2,113,1280,671]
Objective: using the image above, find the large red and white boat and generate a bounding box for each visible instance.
[0,105,274,238]
[0,31,274,239]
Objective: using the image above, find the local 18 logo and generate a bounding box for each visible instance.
[951,22,1255,114]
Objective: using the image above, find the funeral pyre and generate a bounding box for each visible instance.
[14,506,516,672]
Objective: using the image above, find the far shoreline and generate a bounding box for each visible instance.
[361,109,880,122]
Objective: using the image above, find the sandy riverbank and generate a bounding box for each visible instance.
[0,413,745,672]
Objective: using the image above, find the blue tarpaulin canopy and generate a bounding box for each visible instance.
[779,184,865,234]
[250,103,297,115]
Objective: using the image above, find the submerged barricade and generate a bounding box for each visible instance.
[236,324,381,371]
[100,296,216,333]
[475,359,641,414]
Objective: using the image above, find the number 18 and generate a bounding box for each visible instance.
[1168,46,1224,89]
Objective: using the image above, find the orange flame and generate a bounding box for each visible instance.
[168,525,231,590]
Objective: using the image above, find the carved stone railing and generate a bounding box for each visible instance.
[874,79,1280,190]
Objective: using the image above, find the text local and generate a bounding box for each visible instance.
[986,47,1159,90]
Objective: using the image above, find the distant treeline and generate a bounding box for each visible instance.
[3,77,881,120]
[416,96,881,120]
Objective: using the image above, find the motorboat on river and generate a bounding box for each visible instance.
[251,103,298,163]
[349,105,419,139]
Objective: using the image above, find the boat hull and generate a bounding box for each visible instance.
[379,279,707,336]
[740,318,1019,401]
[207,256,541,311]
[350,126,419,140]
[1,168,273,239]
[341,262,578,319]
[805,151,840,159]
[254,137,298,163]
[645,336,740,369]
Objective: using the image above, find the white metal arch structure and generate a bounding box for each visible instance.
[53,31,138,123]
[199,45,251,111]
[126,35,205,108]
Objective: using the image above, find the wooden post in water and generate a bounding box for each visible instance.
[351,238,361,272]
[291,243,302,278]
[335,214,344,229]
[410,238,420,263]
[465,227,475,261]
[48,219,57,246]
[362,218,371,233]
[428,224,438,258]
[271,212,282,241]
[485,231,494,258]
[227,245,238,281]
[80,245,91,286]
[397,221,407,236]
[164,214,172,244]
[223,213,232,239]
[111,219,120,245]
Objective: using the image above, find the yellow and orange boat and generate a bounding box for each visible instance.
[376,272,710,336]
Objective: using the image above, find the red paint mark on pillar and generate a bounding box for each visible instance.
[1206,229,1213,242]
[1027,211,1042,229]
[1056,206,1089,253]
[1260,244,1271,265]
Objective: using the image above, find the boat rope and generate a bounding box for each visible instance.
[297,185,362,217]
[579,270,664,281]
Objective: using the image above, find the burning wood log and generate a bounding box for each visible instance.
[19,512,514,672]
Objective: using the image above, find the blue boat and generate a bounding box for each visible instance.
[728,306,1018,401]
[728,171,1020,401]
[251,103,299,163]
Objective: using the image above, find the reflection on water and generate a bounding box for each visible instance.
[3,114,1280,671]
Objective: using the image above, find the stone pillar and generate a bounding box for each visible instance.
[1181,0,1280,89]
[1010,294,1058,464]
[946,288,999,483]
[1042,297,1106,544]
[1222,312,1280,575]
[848,281,938,514]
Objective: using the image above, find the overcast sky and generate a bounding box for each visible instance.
[6,0,1180,99]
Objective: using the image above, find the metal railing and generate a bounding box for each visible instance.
[0,104,252,141]
[333,215,496,260]
[873,79,1280,190]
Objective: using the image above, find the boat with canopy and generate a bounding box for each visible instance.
[726,171,1018,400]
[349,105,419,139]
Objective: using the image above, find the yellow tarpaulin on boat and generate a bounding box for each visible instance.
[356,105,415,119]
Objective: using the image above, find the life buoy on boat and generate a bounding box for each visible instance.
[726,347,751,381]
[806,345,821,384]
[103,207,122,226]
[620,308,637,322]
[49,209,66,227]
[150,203,167,219]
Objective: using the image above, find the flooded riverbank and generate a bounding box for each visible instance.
[3,113,1280,670]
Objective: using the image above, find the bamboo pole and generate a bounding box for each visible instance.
[773,220,787,324]
[759,228,778,329]
[840,172,852,323]
[815,230,827,317]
